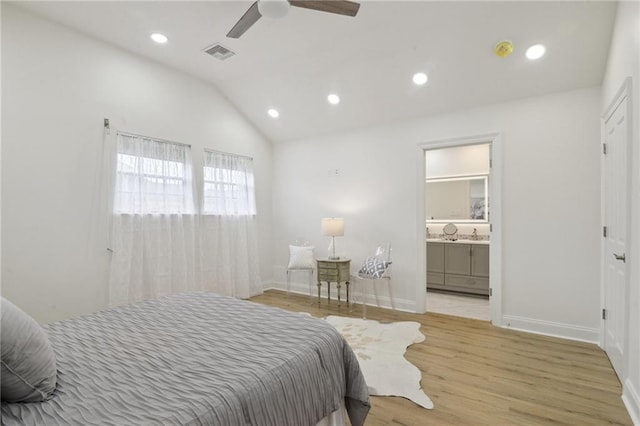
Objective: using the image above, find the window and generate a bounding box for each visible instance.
[114,133,194,214]
[203,150,256,215]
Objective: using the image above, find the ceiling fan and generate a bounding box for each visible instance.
[227,0,361,39]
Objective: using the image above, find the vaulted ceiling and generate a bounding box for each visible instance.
[15,1,617,143]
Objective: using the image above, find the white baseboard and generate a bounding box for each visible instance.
[501,315,600,344]
[267,283,601,342]
[623,379,640,426]
[265,281,416,313]
[356,291,416,313]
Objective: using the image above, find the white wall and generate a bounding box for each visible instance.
[273,86,602,339]
[1,5,273,323]
[425,144,490,179]
[602,1,640,423]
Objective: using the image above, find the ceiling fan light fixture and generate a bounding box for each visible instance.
[258,0,290,19]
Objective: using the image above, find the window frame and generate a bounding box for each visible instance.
[202,150,256,216]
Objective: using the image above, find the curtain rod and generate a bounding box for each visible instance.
[116,130,192,148]
[204,148,253,161]
[114,130,252,160]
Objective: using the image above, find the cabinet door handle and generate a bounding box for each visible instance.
[613,253,626,263]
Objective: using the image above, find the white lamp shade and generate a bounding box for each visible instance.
[321,218,344,237]
[258,0,290,19]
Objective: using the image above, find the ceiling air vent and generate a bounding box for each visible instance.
[203,43,236,61]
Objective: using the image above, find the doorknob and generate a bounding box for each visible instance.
[613,253,626,263]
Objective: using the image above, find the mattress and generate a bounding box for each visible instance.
[1,292,370,425]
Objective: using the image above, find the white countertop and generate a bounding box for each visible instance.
[426,238,490,245]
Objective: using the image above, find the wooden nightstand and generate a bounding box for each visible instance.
[316,258,351,307]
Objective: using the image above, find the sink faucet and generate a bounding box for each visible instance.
[472,228,478,240]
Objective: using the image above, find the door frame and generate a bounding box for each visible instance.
[599,77,633,364]
[416,132,503,325]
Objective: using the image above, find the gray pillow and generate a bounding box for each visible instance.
[1,297,57,402]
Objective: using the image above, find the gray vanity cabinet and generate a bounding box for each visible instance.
[470,245,490,277]
[426,242,445,287]
[445,244,471,275]
[427,241,489,296]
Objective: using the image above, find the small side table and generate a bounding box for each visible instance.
[316,258,351,307]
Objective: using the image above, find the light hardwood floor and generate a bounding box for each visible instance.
[250,290,633,426]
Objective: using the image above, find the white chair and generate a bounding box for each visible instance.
[286,240,315,298]
[351,242,393,319]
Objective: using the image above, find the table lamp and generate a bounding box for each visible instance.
[321,218,344,260]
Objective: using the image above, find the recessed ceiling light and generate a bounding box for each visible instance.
[150,33,168,44]
[327,94,340,105]
[526,44,546,60]
[267,108,280,118]
[413,72,428,85]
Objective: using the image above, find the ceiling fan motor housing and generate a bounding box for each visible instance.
[258,0,291,19]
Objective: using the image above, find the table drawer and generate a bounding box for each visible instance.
[319,269,339,279]
[317,260,351,282]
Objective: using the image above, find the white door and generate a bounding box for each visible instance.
[602,88,630,379]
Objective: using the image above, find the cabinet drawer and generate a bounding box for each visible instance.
[317,261,350,281]
[445,274,489,290]
[319,269,338,279]
[427,272,444,285]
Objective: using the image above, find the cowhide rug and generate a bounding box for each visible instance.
[325,315,434,409]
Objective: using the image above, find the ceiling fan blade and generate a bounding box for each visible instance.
[289,0,360,17]
[227,2,262,38]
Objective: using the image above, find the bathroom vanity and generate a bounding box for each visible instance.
[426,239,489,296]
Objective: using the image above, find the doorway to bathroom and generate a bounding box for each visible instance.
[416,133,502,324]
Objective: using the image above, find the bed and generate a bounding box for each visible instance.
[1,292,370,425]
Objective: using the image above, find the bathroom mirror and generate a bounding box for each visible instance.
[425,175,488,222]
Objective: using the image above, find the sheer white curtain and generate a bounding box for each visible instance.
[108,134,262,306]
[200,150,261,299]
[108,133,200,307]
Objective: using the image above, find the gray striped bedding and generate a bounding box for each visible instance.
[1,292,370,425]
